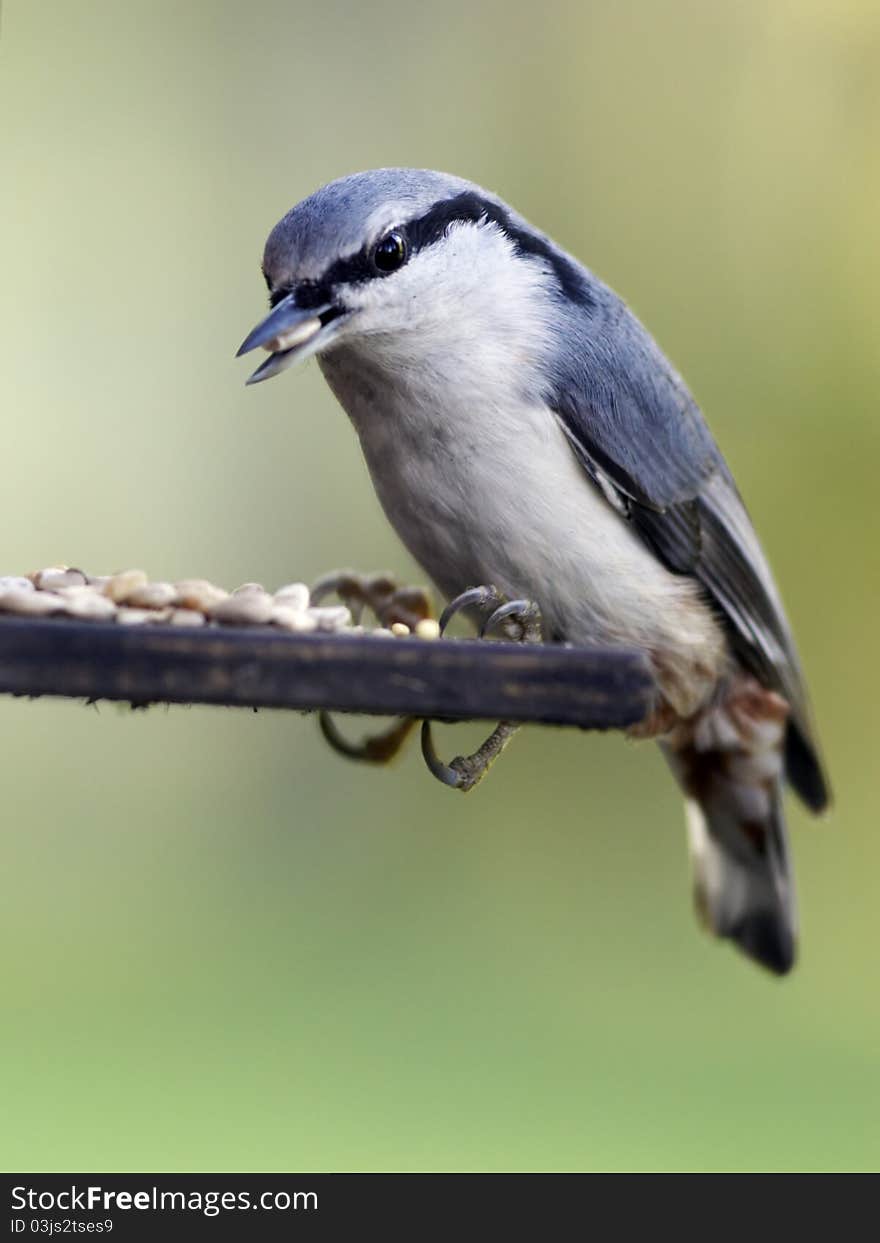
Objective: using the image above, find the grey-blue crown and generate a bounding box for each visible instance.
[260,168,594,310]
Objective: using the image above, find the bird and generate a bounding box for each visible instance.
[237,168,830,974]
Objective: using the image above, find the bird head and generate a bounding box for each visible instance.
[237,168,583,385]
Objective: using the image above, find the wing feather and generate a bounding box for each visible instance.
[548,295,829,811]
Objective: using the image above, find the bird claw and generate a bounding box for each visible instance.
[420,719,520,793]
[480,598,543,643]
[319,710,417,765]
[438,584,504,634]
[311,570,433,769]
[424,585,544,792]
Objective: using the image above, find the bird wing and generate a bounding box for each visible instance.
[548,300,829,811]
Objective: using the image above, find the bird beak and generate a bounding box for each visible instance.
[236,292,341,385]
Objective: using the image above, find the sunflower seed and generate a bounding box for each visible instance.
[414,618,441,640]
[168,608,207,627]
[210,592,274,625]
[0,589,64,615]
[126,581,177,609]
[272,605,317,633]
[62,593,118,620]
[173,579,228,612]
[104,569,149,603]
[36,567,87,590]
[307,605,352,632]
[117,607,156,626]
[274,582,310,612]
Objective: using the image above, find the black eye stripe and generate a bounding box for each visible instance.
[276,247,380,308]
[293,280,335,310]
[273,190,595,311]
[409,193,594,308]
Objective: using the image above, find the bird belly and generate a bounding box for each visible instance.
[322,360,726,716]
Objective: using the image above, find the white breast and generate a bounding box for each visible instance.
[318,226,726,716]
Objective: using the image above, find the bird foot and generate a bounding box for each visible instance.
[312,570,433,767]
[420,718,520,792]
[318,711,417,766]
[480,597,544,643]
[310,568,433,630]
[423,585,544,792]
[313,577,544,793]
[439,585,544,641]
[438,584,504,634]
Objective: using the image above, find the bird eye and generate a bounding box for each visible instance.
[372,230,408,273]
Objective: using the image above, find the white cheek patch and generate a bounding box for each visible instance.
[341,220,553,344]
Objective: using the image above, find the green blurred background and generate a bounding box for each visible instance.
[1,0,878,1172]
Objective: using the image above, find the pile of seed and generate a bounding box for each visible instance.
[0,568,442,640]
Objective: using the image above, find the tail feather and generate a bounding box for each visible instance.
[684,795,796,975]
[785,720,831,814]
[662,675,798,975]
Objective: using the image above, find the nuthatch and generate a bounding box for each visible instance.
[238,169,830,974]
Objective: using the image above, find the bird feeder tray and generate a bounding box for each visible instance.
[0,616,652,729]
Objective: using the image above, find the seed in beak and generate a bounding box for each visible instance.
[264,317,323,353]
